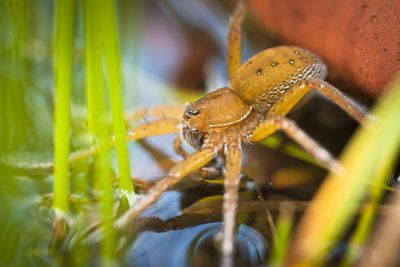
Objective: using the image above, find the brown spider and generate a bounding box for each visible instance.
[10,1,368,266]
[111,2,370,266]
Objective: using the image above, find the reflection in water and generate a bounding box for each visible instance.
[138,191,183,221]
[126,222,267,267]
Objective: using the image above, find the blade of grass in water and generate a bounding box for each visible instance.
[53,0,76,214]
[65,1,107,265]
[85,0,104,136]
[97,117,116,266]
[99,0,133,192]
[0,0,31,153]
[85,1,117,264]
[288,76,400,266]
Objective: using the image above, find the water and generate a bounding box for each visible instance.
[125,189,268,267]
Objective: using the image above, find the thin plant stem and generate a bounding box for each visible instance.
[85,0,104,136]
[99,0,133,192]
[53,0,76,213]
[67,1,107,265]
[0,0,31,153]
[98,121,116,266]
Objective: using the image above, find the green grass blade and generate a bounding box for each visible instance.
[53,0,76,213]
[85,0,104,136]
[97,126,116,266]
[0,0,31,153]
[99,0,133,192]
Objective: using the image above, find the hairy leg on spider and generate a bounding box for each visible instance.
[70,118,180,162]
[251,74,373,174]
[174,136,224,179]
[250,116,342,173]
[125,104,184,122]
[17,118,181,173]
[221,131,242,267]
[70,118,181,166]
[115,146,217,229]
[227,0,246,83]
[267,77,370,126]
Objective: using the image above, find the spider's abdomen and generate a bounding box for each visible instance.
[231,46,327,113]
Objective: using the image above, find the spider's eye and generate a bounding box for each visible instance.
[183,105,200,120]
[189,109,200,115]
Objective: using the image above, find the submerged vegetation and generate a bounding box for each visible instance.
[1,0,400,267]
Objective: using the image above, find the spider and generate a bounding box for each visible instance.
[23,1,369,266]
[110,2,370,265]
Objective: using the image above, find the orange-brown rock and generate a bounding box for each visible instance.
[249,0,400,97]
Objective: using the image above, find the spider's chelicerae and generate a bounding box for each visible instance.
[112,2,370,265]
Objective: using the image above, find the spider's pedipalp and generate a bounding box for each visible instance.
[173,136,189,159]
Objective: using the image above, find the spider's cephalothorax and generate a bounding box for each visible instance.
[182,87,252,150]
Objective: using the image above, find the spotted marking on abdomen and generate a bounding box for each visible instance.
[253,63,326,113]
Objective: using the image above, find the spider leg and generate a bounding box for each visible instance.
[250,116,342,173]
[115,146,217,229]
[221,132,242,267]
[71,118,180,162]
[174,134,223,179]
[126,119,179,141]
[227,0,246,83]
[267,77,371,126]
[125,105,184,123]
[15,119,180,173]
